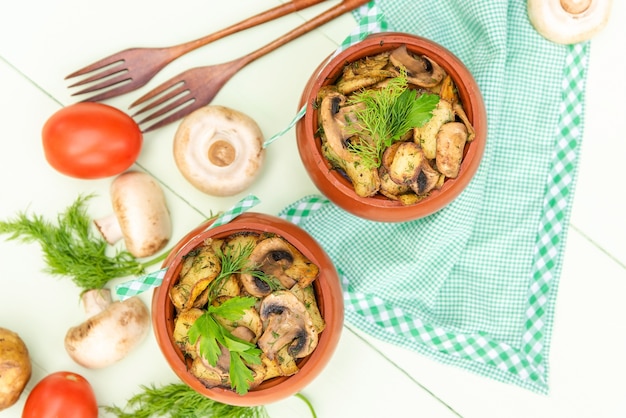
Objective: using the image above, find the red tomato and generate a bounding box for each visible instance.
[42,102,143,179]
[22,371,98,418]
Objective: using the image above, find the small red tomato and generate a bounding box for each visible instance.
[22,371,98,418]
[42,102,142,179]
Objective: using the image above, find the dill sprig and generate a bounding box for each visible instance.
[0,194,155,291]
[103,382,270,418]
[347,74,439,169]
[210,240,283,300]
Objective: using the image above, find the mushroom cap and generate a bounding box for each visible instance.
[258,290,319,360]
[98,171,172,258]
[389,45,446,88]
[246,236,319,289]
[64,296,150,369]
[527,0,613,44]
[173,105,265,197]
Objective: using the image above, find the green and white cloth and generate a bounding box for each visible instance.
[279,0,589,393]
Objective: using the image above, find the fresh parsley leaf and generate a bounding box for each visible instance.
[189,314,221,366]
[238,348,263,365]
[188,295,263,395]
[222,334,256,353]
[229,353,255,395]
[209,296,257,321]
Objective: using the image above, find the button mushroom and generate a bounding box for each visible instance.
[258,290,319,360]
[64,289,150,369]
[389,45,446,88]
[94,171,172,258]
[173,105,265,197]
[528,0,613,44]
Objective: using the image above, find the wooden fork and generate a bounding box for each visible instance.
[65,0,329,102]
[130,0,370,132]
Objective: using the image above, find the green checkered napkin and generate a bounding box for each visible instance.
[279,1,589,393]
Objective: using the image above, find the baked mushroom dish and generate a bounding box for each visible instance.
[169,231,325,395]
[316,44,476,205]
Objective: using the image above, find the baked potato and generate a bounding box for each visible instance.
[0,327,31,410]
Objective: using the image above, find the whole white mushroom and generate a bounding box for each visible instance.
[173,105,265,196]
[95,171,172,258]
[64,289,150,369]
[528,0,613,44]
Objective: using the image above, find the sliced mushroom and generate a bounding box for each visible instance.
[290,283,326,334]
[335,51,393,95]
[319,92,359,163]
[173,105,265,197]
[413,99,455,160]
[173,307,205,356]
[337,71,392,95]
[528,0,612,44]
[389,45,446,88]
[439,75,476,143]
[388,142,442,196]
[190,356,228,388]
[261,346,300,380]
[212,274,241,299]
[245,237,319,289]
[94,171,172,258]
[170,244,221,311]
[258,291,318,360]
[436,122,469,178]
[378,167,412,200]
[322,142,381,198]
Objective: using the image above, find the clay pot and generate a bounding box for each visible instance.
[152,212,344,406]
[296,32,487,222]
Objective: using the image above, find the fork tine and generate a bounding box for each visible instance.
[130,69,196,108]
[70,72,131,97]
[130,83,188,116]
[67,63,126,88]
[135,93,194,125]
[74,81,140,103]
[65,54,124,80]
[140,100,209,133]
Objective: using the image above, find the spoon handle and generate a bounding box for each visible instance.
[173,0,329,56]
[239,0,371,67]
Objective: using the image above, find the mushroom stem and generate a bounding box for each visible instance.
[81,288,113,318]
[173,105,265,197]
[561,0,592,14]
[93,213,124,245]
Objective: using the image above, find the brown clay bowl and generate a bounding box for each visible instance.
[152,212,344,406]
[296,32,487,222]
